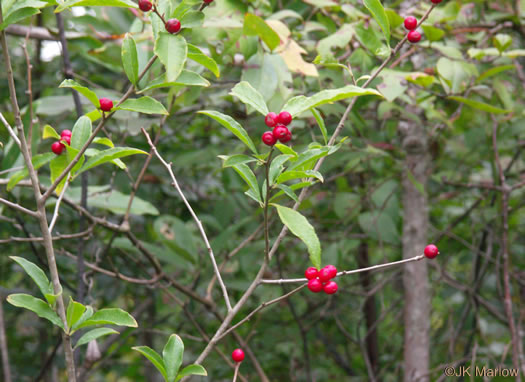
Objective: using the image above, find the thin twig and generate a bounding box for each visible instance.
[0,112,21,148]
[142,129,233,312]
[0,226,93,244]
[0,197,39,218]
[48,179,70,233]
[232,363,240,382]
[260,255,426,284]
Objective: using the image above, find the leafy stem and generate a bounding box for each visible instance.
[264,147,274,263]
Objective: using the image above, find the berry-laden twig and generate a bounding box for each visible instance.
[260,255,426,284]
[142,128,233,313]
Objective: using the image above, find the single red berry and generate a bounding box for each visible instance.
[318,265,337,282]
[262,131,277,146]
[166,19,181,34]
[404,16,418,31]
[232,349,245,363]
[61,135,71,145]
[424,244,439,259]
[407,30,422,43]
[99,98,113,112]
[279,129,292,143]
[204,0,214,3]
[325,265,338,279]
[304,267,318,280]
[307,278,323,293]
[138,0,153,12]
[61,129,72,137]
[273,125,289,141]
[51,141,64,155]
[276,111,292,126]
[430,0,443,3]
[323,281,338,295]
[265,112,278,128]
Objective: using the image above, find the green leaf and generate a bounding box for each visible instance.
[93,137,114,148]
[476,65,515,83]
[232,163,261,202]
[163,334,184,382]
[7,294,64,330]
[10,257,53,299]
[273,204,321,269]
[132,346,168,381]
[276,184,299,203]
[269,154,293,185]
[287,148,330,172]
[74,328,118,349]
[218,154,257,168]
[493,34,512,53]
[139,70,210,93]
[310,109,327,145]
[275,144,298,157]
[187,44,220,78]
[56,0,137,12]
[43,124,60,140]
[50,154,69,195]
[154,33,188,82]
[363,0,390,45]
[0,1,47,31]
[71,306,94,331]
[75,147,147,176]
[118,97,168,115]
[6,153,55,191]
[71,116,92,151]
[199,111,258,154]
[175,364,207,381]
[421,25,444,42]
[122,33,139,85]
[66,297,86,333]
[76,308,137,329]
[282,85,382,116]
[180,11,204,29]
[277,170,323,184]
[243,13,280,51]
[448,96,511,114]
[59,79,99,108]
[230,81,269,116]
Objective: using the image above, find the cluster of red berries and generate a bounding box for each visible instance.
[262,111,292,146]
[424,244,439,259]
[51,129,72,156]
[305,265,338,294]
[231,348,244,363]
[404,16,421,43]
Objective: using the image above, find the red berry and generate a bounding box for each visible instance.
[265,112,278,128]
[166,19,181,34]
[138,0,152,12]
[99,98,113,112]
[61,129,72,137]
[318,265,337,282]
[404,16,418,31]
[304,267,318,280]
[262,131,277,146]
[323,281,338,295]
[61,135,71,145]
[232,348,245,363]
[204,0,214,3]
[431,0,443,3]
[276,111,292,126]
[307,278,323,293]
[51,141,64,155]
[273,125,289,141]
[279,129,292,143]
[424,244,439,259]
[407,30,422,43]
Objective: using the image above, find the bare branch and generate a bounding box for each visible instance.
[0,112,21,148]
[142,129,233,312]
[0,197,39,218]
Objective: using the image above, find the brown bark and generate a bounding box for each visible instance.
[400,121,430,382]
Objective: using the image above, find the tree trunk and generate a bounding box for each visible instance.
[400,121,430,382]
